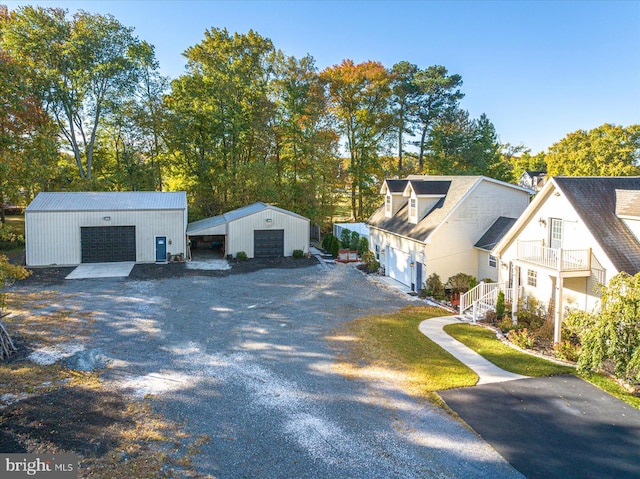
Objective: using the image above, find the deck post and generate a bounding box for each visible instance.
[553,276,564,344]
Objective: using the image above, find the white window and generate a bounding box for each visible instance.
[488,254,497,268]
[527,269,537,287]
[385,195,391,213]
[409,198,416,216]
[375,244,380,260]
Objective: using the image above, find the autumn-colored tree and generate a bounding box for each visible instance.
[321,60,392,220]
[546,124,640,177]
[0,12,59,219]
[272,53,340,225]
[1,6,154,182]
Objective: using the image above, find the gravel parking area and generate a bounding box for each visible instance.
[8,262,523,478]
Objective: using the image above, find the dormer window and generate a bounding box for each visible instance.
[409,198,416,217]
[385,195,391,213]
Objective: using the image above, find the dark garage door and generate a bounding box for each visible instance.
[254,229,284,258]
[81,226,136,263]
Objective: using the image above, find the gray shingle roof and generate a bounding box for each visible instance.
[384,179,408,193]
[367,176,482,242]
[554,176,640,275]
[408,180,451,196]
[25,191,187,212]
[474,216,518,251]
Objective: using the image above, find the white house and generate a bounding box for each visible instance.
[25,191,188,266]
[366,175,531,291]
[484,176,640,343]
[518,170,547,191]
[187,202,310,259]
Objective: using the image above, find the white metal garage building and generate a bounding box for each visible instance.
[187,202,310,259]
[25,191,188,266]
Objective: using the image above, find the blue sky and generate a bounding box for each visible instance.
[5,0,640,153]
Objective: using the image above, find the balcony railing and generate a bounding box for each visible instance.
[517,240,591,272]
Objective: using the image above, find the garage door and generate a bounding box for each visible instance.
[254,229,284,258]
[388,247,412,288]
[81,226,136,263]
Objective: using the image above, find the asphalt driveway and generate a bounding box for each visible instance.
[11,263,523,479]
[439,375,640,479]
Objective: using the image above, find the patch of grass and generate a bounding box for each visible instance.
[445,323,640,409]
[575,371,640,410]
[444,323,574,377]
[331,306,478,398]
[3,215,25,235]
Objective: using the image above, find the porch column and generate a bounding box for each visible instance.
[554,276,564,344]
[511,264,519,324]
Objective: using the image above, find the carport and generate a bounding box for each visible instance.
[187,202,309,260]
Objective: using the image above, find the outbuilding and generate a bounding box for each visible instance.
[25,191,188,266]
[187,202,310,259]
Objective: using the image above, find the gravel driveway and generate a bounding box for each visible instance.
[14,263,523,478]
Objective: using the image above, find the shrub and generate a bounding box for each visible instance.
[446,272,477,298]
[425,273,445,300]
[508,328,535,349]
[495,291,506,320]
[340,228,352,248]
[292,249,304,258]
[349,231,360,250]
[554,340,581,362]
[516,296,546,330]
[321,233,334,251]
[484,311,498,326]
[329,235,340,257]
[0,225,24,250]
[236,251,248,261]
[361,251,379,273]
[357,236,369,257]
[498,316,522,333]
[564,272,640,383]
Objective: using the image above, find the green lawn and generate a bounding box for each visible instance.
[1,215,26,263]
[336,307,478,399]
[445,323,640,410]
[3,215,25,235]
[444,323,574,377]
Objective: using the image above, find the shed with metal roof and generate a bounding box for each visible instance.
[25,191,188,266]
[187,202,310,259]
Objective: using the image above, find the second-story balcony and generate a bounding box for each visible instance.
[516,240,591,276]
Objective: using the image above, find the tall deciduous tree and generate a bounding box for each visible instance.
[546,124,640,177]
[1,6,153,182]
[413,66,464,171]
[0,10,58,220]
[321,60,392,220]
[272,53,340,225]
[164,28,277,217]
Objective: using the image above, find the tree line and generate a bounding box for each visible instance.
[1,6,638,226]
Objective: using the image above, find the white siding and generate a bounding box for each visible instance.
[226,209,309,258]
[427,180,530,281]
[369,227,425,288]
[26,209,186,266]
[498,191,617,315]
[477,251,498,282]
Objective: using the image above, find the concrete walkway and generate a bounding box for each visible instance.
[419,316,527,385]
[66,262,135,279]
